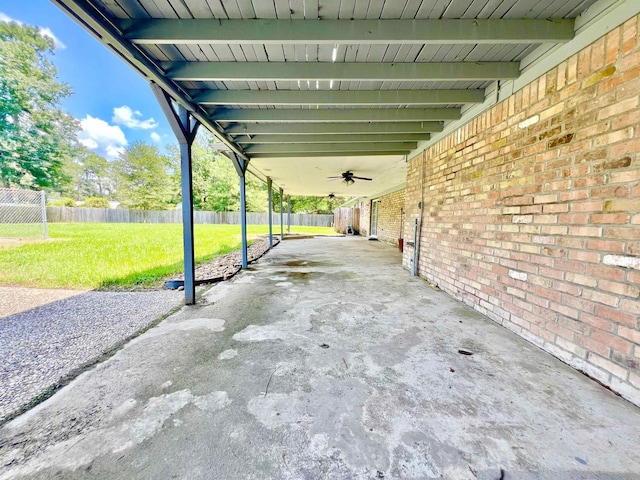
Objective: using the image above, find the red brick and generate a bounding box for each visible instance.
[605,28,620,65]
[587,264,626,281]
[578,335,611,358]
[611,138,640,156]
[590,329,633,355]
[586,239,625,253]
[591,213,629,224]
[595,304,638,326]
[582,288,620,308]
[599,280,640,298]
[618,326,640,344]
[590,186,629,199]
[559,213,590,224]
[581,313,615,332]
[620,299,640,315]
[603,227,639,240]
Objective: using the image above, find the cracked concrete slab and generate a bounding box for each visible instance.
[1,237,639,479]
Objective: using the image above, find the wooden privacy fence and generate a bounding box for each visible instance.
[46,207,333,227]
[333,208,360,234]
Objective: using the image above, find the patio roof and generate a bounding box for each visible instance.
[52,0,598,197]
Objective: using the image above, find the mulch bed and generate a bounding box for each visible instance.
[168,236,280,287]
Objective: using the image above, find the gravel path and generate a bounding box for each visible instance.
[0,289,182,423]
[0,287,83,317]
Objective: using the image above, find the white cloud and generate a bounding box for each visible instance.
[38,26,66,49]
[78,115,127,159]
[150,132,162,143]
[79,138,98,150]
[0,12,66,49]
[105,145,126,159]
[112,106,159,130]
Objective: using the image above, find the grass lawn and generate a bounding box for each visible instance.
[0,223,336,289]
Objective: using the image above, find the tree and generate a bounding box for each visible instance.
[172,131,268,212]
[285,194,344,214]
[61,148,115,200]
[115,141,175,210]
[83,196,110,208]
[0,21,79,189]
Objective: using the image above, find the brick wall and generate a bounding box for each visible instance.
[375,189,406,246]
[403,15,640,406]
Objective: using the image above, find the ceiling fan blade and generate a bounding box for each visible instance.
[327,176,343,179]
[352,176,373,181]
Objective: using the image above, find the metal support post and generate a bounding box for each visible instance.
[151,83,200,304]
[239,172,248,269]
[179,137,196,303]
[224,151,250,270]
[279,188,284,240]
[267,177,273,248]
[287,195,291,233]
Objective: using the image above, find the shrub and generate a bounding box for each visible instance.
[48,197,76,207]
[83,197,110,208]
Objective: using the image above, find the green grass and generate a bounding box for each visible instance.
[0,223,336,289]
[0,223,47,238]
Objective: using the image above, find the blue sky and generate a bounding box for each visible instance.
[0,0,174,159]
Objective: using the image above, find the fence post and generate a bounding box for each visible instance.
[41,190,48,239]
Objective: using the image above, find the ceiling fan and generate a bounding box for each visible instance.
[328,171,373,185]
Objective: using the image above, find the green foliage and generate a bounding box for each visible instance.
[115,141,176,210]
[83,197,109,208]
[48,196,76,207]
[280,194,345,214]
[171,131,268,212]
[0,21,79,189]
[61,148,114,200]
[0,223,336,288]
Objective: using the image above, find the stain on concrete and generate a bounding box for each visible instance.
[218,349,238,360]
[0,389,231,480]
[133,317,225,341]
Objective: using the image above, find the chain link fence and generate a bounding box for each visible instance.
[0,188,48,239]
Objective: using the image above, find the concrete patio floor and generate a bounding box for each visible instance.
[1,237,639,479]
